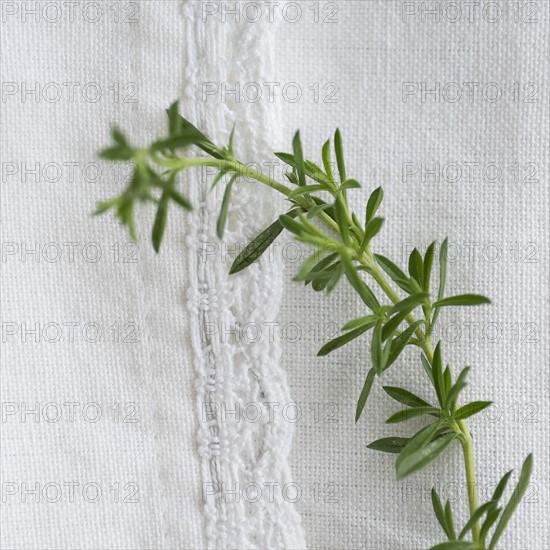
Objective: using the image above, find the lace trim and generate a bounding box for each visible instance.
[182,2,306,548]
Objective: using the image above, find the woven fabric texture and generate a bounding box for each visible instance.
[273,2,549,549]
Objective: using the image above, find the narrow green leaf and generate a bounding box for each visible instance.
[321,139,334,182]
[384,320,424,370]
[307,203,331,219]
[421,353,434,384]
[292,131,306,186]
[341,253,381,312]
[396,422,440,471]
[340,178,361,191]
[375,254,413,294]
[229,209,300,275]
[216,174,237,239]
[366,187,384,224]
[490,470,513,504]
[423,241,436,293]
[431,488,453,539]
[433,294,491,308]
[324,261,345,294]
[389,292,429,315]
[454,401,492,421]
[334,128,346,182]
[355,367,376,423]
[335,196,350,244]
[294,252,324,282]
[459,501,495,540]
[431,238,449,329]
[304,252,340,284]
[479,507,501,545]
[386,406,440,424]
[381,310,409,341]
[362,217,384,249]
[438,238,448,300]
[432,343,444,406]
[152,192,169,252]
[342,315,378,332]
[279,213,305,236]
[289,184,326,199]
[371,321,384,374]
[367,437,410,453]
[408,248,424,287]
[444,500,456,540]
[397,433,456,479]
[444,367,470,411]
[489,454,533,549]
[318,322,374,356]
[430,542,480,550]
[383,386,431,408]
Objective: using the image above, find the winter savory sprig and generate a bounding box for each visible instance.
[96,102,533,549]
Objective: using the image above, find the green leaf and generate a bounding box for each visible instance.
[152,192,169,252]
[433,294,491,308]
[421,353,434,383]
[389,292,429,315]
[340,178,361,191]
[432,343,444,406]
[431,488,448,538]
[321,139,334,182]
[408,248,424,287]
[341,253,381,312]
[279,213,305,236]
[444,500,456,540]
[384,320,424,370]
[431,488,454,540]
[423,241,436,293]
[381,310,409,341]
[367,437,410,453]
[454,401,492,421]
[438,238,448,298]
[307,203,331,219]
[396,422,440,467]
[374,254,413,294]
[216,174,237,239]
[479,507,501,545]
[318,322,374,357]
[370,321,384,374]
[366,186,384,224]
[341,315,378,332]
[289,184,326,199]
[489,454,533,549]
[334,128,346,182]
[444,367,470,411]
[431,238,449,328]
[229,210,301,275]
[430,542,481,550]
[292,131,306,186]
[355,367,376,423]
[334,196,350,245]
[490,470,513,504]
[362,217,384,250]
[383,386,431,408]
[459,501,495,540]
[386,406,440,424]
[396,432,456,479]
[304,252,340,284]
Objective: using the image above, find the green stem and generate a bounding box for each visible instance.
[173,152,483,543]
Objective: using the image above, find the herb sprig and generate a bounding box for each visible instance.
[97,102,533,549]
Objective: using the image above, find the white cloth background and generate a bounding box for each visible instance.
[1,1,548,550]
[273,2,549,549]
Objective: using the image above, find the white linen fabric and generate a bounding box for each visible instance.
[1,1,548,550]
[1,1,304,549]
[273,2,549,549]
